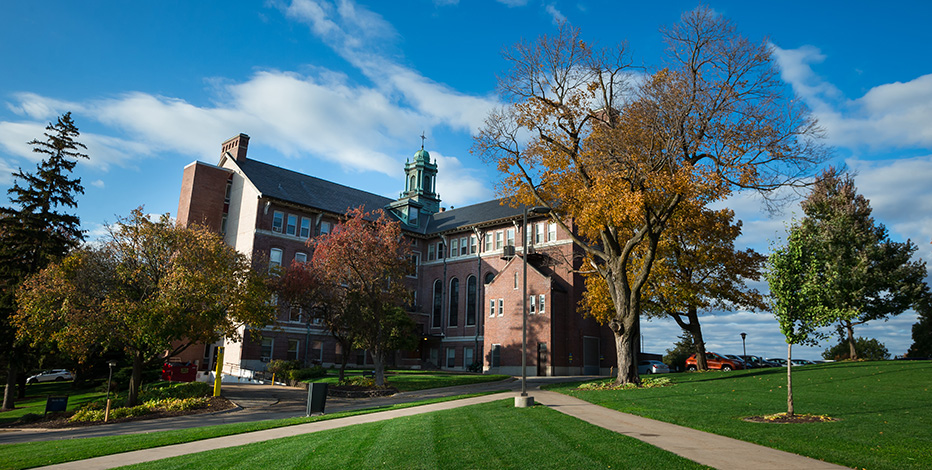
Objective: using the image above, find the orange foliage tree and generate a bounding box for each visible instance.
[311,207,416,386]
[475,9,826,385]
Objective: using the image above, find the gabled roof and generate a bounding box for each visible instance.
[426,199,526,234]
[236,158,394,216]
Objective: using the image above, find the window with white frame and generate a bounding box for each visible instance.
[514,272,518,289]
[489,298,496,317]
[464,347,474,370]
[287,339,299,361]
[289,306,302,322]
[311,341,323,363]
[536,223,545,244]
[446,347,456,368]
[260,338,273,362]
[498,298,504,317]
[548,222,556,241]
[529,295,536,314]
[270,248,283,268]
[491,344,501,367]
[300,217,311,238]
[484,232,493,251]
[460,236,468,256]
[450,238,459,258]
[272,211,284,232]
[319,220,332,235]
[494,231,503,249]
[286,214,297,235]
[224,181,232,203]
[437,242,445,259]
[407,253,420,278]
[428,243,436,261]
[469,235,477,254]
[220,214,228,235]
[539,294,546,314]
[294,252,307,264]
[506,228,515,246]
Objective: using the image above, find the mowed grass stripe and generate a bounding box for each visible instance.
[118,400,709,470]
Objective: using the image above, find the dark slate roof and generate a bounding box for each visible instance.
[237,158,394,216]
[426,199,527,234]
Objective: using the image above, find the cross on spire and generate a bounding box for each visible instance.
[420,131,426,150]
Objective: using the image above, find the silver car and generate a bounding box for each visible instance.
[27,369,74,383]
[638,360,671,375]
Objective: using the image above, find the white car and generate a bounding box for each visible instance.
[638,360,671,375]
[27,369,74,383]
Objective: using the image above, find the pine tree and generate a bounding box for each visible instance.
[1,112,87,410]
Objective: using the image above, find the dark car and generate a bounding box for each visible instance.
[739,355,780,368]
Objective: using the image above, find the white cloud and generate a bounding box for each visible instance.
[774,45,932,150]
[545,3,566,25]
[430,150,493,207]
[496,0,528,6]
[90,179,105,188]
[6,92,84,120]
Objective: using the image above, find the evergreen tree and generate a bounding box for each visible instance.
[822,337,890,361]
[906,297,932,358]
[0,112,87,410]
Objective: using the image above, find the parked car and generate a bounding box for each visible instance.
[766,358,787,366]
[726,355,750,368]
[26,369,74,383]
[739,355,780,368]
[685,352,745,371]
[638,360,670,375]
[790,358,815,366]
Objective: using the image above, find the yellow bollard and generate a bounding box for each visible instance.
[104,399,112,422]
[213,347,224,397]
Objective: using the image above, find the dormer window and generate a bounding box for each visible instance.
[408,206,418,225]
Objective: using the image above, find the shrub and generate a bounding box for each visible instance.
[267,359,302,375]
[17,413,42,424]
[288,366,327,382]
[141,381,210,400]
[342,376,375,387]
[823,337,890,361]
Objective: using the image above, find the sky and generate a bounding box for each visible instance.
[1,1,930,361]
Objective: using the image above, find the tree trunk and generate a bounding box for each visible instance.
[686,307,708,370]
[127,350,144,407]
[16,372,26,399]
[786,343,794,416]
[372,347,386,386]
[610,310,640,386]
[2,359,16,410]
[845,321,858,360]
[337,339,351,384]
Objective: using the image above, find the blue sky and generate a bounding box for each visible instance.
[1,1,930,361]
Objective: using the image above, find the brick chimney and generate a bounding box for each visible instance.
[221,133,249,162]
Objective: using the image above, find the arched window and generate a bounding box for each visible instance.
[409,175,416,192]
[466,275,477,326]
[432,280,442,328]
[449,278,459,327]
[484,272,495,284]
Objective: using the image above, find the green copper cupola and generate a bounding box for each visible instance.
[401,142,440,214]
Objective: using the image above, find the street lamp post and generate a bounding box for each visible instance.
[740,332,747,358]
[518,205,550,407]
[105,360,116,422]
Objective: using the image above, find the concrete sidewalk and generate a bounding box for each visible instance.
[37,387,847,470]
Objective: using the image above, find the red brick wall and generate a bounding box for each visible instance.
[177,162,231,231]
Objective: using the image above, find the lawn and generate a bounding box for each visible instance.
[119,399,709,470]
[545,360,932,470]
[308,369,512,392]
[0,381,104,425]
[0,393,493,470]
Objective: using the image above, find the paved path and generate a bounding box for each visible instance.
[18,379,846,470]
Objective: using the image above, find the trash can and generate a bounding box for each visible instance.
[307,382,328,415]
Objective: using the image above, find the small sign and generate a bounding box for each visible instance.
[45,396,68,415]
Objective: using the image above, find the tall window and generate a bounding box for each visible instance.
[287,339,299,361]
[432,280,442,328]
[319,221,332,235]
[464,347,474,369]
[466,275,477,326]
[529,295,537,314]
[286,214,297,235]
[449,278,459,327]
[506,228,515,247]
[498,298,504,317]
[428,243,436,261]
[446,348,456,368]
[437,242,445,259]
[407,253,420,278]
[495,231,503,249]
[450,239,459,258]
[469,236,477,254]
[220,214,228,235]
[548,222,556,241]
[272,211,284,233]
[300,218,311,238]
[224,181,232,202]
[294,252,307,264]
[484,233,493,251]
[260,338,273,362]
[536,223,545,244]
[491,344,501,367]
[270,248,283,269]
[539,294,546,314]
[460,236,468,256]
[489,298,496,317]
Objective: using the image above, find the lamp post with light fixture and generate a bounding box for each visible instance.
[105,360,117,422]
[517,205,551,407]
[740,332,747,358]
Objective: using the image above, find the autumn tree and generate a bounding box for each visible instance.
[275,259,356,382]
[767,228,836,416]
[643,208,767,369]
[311,207,416,386]
[0,112,87,410]
[15,209,275,406]
[474,10,826,385]
[796,170,928,360]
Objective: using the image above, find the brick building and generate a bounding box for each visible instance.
[176,133,616,379]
